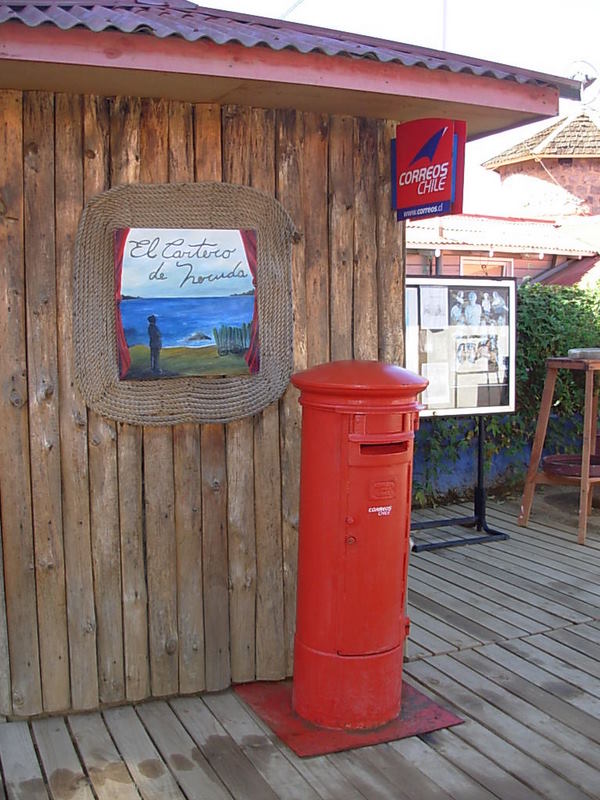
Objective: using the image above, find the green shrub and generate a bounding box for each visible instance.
[413,282,600,505]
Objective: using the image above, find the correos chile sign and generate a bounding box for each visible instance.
[392,118,466,221]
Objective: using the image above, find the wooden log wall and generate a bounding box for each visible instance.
[0,89,405,717]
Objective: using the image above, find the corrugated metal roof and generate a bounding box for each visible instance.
[406,214,597,257]
[0,1,581,97]
[483,110,600,170]
[533,254,600,285]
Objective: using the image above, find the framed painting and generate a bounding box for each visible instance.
[115,227,259,380]
[73,182,295,426]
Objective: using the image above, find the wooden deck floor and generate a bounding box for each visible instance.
[1,495,600,799]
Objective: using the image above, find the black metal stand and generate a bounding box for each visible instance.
[411,416,509,552]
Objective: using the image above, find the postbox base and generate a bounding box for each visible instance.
[292,638,403,730]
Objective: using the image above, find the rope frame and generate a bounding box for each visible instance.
[74,182,295,425]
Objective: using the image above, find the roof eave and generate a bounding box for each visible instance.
[0,22,564,136]
[486,153,600,170]
[406,242,595,256]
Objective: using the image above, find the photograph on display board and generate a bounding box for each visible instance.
[420,285,448,329]
[405,277,516,417]
[405,287,420,375]
[114,227,259,380]
[449,287,509,327]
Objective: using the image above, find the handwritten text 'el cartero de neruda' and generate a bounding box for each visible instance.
[128,236,247,288]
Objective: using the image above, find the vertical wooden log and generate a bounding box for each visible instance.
[84,95,124,704]
[329,116,355,362]
[353,117,379,361]
[111,97,144,702]
[250,108,285,680]
[194,103,231,692]
[137,97,179,697]
[144,426,178,695]
[302,112,329,367]
[24,91,70,712]
[169,100,205,694]
[55,93,99,710]
[200,423,230,691]
[0,518,11,714]
[115,99,162,704]
[276,109,306,673]
[117,415,148,702]
[0,90,38,717]
[222,104,256,685]
[377,121,405,365]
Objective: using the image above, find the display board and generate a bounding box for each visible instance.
[405,277,516,417]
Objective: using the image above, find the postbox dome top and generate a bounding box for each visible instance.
[291,360,428,398]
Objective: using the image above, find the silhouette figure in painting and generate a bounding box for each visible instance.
[147,315,162,374]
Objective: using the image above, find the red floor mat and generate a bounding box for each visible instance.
[234,679,463,757]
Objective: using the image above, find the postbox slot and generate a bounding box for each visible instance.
[360,441,408,456]
[348,431,413,444]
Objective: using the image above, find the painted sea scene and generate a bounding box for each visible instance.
[115,227,258,380]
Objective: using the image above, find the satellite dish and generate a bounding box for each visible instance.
[567,59,600,106]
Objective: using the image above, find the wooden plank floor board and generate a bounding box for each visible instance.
[415,548,586,628]
[502,639,600,700]
[170,696,279,800]
[545,626,600,660]
[407,605,481,651]
[407,657,600,797]
[233,688,369,800]
[475,501,600,554]
[423,539,600,610]
[566,622,600,645]
[479,640,600,719]
[0,720,48,799]
[443,650,600,777]
[409,563,551,635]
[31,717,95,800]
[403,635,434,660]
[453,648,600,765]
[357,743,461,800]
[428,503,600,567]
[135,701,231,800]
[202,691,322,800]
[102,706,185,800]
[464,535,600,588]
[471,508,600,566]
[521,632,600,682]
[327,748,422,800]
[429,547,593,624]
[0,501,597,800]
[404,665,593,800]
[399,728,546,800]
[67,712,141,800]
[444,556,599,619]
[486,542,600,587]
[408,588,517,642]
[404,625,453,659]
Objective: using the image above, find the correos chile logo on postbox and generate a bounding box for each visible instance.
[395,118,455,220]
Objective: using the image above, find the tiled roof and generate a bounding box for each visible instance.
[483,110,600,169]
[406,214,597,257]
[0,1,582,95]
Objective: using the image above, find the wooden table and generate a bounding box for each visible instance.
[518,356,600,544]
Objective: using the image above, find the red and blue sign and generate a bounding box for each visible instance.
[392,118,466,221]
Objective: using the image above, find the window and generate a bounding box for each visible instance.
[461,257,513,277]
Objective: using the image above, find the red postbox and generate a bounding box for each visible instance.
[290,360,428,730]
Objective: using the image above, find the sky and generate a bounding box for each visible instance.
[194,0,600,214]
